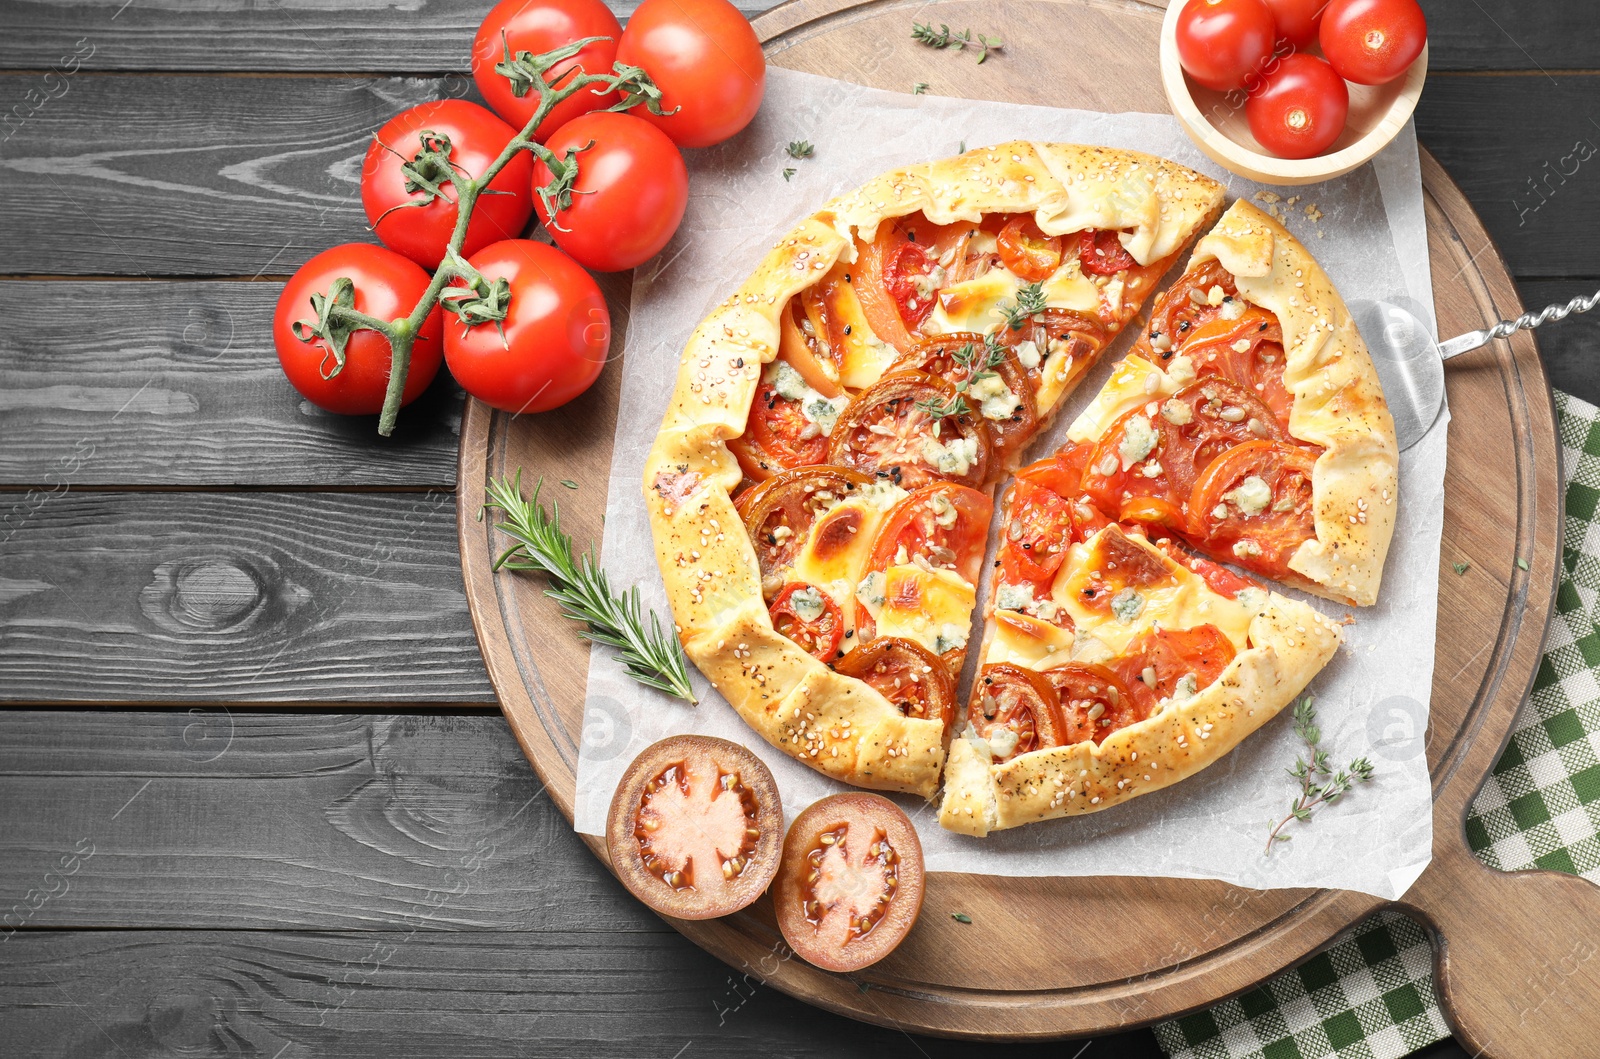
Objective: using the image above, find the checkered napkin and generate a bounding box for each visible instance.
[1154,389,1600,1059]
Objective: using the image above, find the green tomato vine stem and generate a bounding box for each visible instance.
[301,36,668,436]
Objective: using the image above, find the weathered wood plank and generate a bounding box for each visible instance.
[0,929,1166,1058]
[0,0,768,73]
[0,491,496,702]
[0,72,1595,278]
[0,0,1581,74]
[0,281,462,487]
[1518,280,1600,408]
[0,711,635,931]
[1415,74,1600,281]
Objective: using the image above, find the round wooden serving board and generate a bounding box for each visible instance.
[459,0,1600,1050]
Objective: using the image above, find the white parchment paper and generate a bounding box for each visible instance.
[571,68,1444,900]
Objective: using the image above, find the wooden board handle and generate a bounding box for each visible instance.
[1403,836,1600,1056]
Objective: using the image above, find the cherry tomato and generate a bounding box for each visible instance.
[1247,53,1349,160]
[1109,624,1237,715]
[835,638,956,729]
[533,112,688,272]
[1078,229,1138,277]
[893,334,1038,462]
[1320,0,1426,85]
[1175,0,1278,92]
[773,793,924,972]
[362,100,535,270]
[883,242,939,328]
[274,243,444,416]
[1264,0,1328,48]
[442,239,610,414]
[616,0,766,148]
[770,581,846,661]
[827,372,994,490]
[471,0,622,142]
[606,735,782,920]
[969,664,1066,763]
[999,481,1076,592]
[737,466,873,595]
[996,216,1063,282]
[853,216,976,351]
[1187,439,1319,577]
[729,377,830,480]
[1043,662,1145,745]
[865,483,993,585]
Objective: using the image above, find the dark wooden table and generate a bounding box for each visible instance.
[1,2,1594,1055]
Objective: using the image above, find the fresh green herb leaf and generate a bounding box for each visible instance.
[958,140,967,154]
[911,21,1003,63]
[1516,557,1530,571]
[998,281,1047,331]
[782,167,796,182]
[1265,696,1374,854]
[912,82,929,96]
[786,140,814,159]
[1452,561,1469,575]
[950,911,972,924]
[916,394,970,420]
[483,472,696,705]
[560,479,579,490]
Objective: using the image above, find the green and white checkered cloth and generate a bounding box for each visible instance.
[1155,389,1600,1059]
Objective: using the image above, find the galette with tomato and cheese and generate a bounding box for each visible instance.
[642,147,1396,833]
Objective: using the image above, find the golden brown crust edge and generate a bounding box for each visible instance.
[1193,200,1400,607]
[642,144,1226,799]
[939,595,1343,836]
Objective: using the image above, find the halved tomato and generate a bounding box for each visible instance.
[1079,405,1185,520]
[865,482,992,585]
[737,466,874,597]
[769,582,845,661]
[997,215,1063,282]
[835,637,956,730]
[606,735,783,921]
[999,480,1076,592]
[893,333,1038,463]
[827,372,993,490]
[1181,308,1293,429]
[1188,439,1319,578]
[1137,260,1238,360]
[1108,624,1238,716]
[1078,229,1137,276]
[968,663,1065,763]
[1043,662,1146,745]
[728,378,831,480]
[774,793,925,972]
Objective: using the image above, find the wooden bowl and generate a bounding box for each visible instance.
[1159,0,1428,185]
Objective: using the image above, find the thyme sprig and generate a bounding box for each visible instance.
[998,281,1047,331]
[786,140,814,159]
[1265,698,1374,854]
[911,21,1003,63]
[915,394,971,420]
[482,472,696,705]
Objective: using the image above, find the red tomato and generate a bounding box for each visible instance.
[615,0,765,148]
[1078,229,1138,276]
[1247,53,1349,159]
[827,373,994,491]
[728,379,830,480]
[1320,0,1426,85]
[968,664,1066,763]
[1109,625,1238,715]
[834,638,956,729]
[1264,0,1327,48]
[362,101,534,271]
[999,481,1076,592]
[471,0,622,141]
[996,216,1062,282]
[770,582,845,661]
[274,243,443,416]
[737,467,873,593]
[443,239,610,413]
[1175,0,1278,93]
[532,112,688,272]
[1044,663,1145,745]
[865,483,993,585]
[1187,439,1319,578]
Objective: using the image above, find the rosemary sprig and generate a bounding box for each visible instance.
[998,281,1047,331]
[1265,697,1374,854]
[482,472,696,705]
[915,394,970,420]
[910,21,1003,63]
[786,140,814,159]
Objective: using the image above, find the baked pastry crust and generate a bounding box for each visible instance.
[939,527,1343,835]
[643,144,1226,798]
[1071,199,1399,606]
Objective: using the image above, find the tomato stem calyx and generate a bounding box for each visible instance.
[290,276,389,380]
[529,140,595,231]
